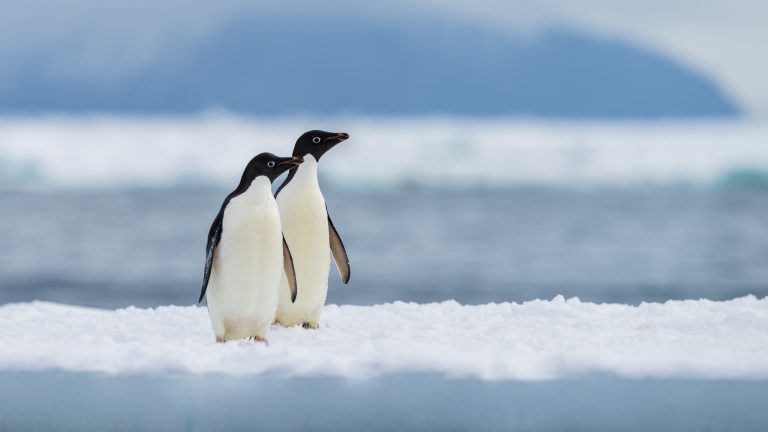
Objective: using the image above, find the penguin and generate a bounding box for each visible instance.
[274,130,351,329]
[199,153,303,343]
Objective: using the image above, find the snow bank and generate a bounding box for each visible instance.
[1,296,767,380]
[1,116,768,189]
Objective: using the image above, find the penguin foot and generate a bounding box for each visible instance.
[248,335,269,345]
[215,336,226,343]
[302,322,319,330]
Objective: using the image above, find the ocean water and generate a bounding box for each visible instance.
[0,186,767,308]
[0,117,767,308]
[2,373,768,431]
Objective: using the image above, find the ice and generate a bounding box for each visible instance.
[1,295,767,379]
[1,115,768,189]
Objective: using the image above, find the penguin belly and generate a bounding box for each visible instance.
[275,160,331,327]
[206,179,283,341]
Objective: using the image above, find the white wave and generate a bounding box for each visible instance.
[1,115,767,189]
[1,296,767,379]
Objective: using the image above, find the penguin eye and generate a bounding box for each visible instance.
[312,137,321,144]
[267,161,276,168]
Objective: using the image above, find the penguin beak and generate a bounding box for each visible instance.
[326,132,350,145]
[278,156,304,167]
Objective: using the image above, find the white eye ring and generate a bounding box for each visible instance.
[312,137,321,144]
[267,161,276,168]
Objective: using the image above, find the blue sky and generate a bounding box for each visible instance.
[0,0,765,116]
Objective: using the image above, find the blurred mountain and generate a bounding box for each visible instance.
[0,14,739,117]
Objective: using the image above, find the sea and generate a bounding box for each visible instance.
[1,115,767,308]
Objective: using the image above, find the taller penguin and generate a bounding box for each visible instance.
[274,130,351,329]
[199,153,302,343]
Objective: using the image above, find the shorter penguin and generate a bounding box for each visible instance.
[199,153,302,343]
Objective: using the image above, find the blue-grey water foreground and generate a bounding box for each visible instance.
[1,187,766,307]
[1,372,766,431]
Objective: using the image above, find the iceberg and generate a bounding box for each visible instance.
[1,116,768,190]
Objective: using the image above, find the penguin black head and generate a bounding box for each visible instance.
[239,153,304,186]
[293,130,349,161]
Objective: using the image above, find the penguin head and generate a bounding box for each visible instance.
[241,153,304,184]
[293,130,349,161]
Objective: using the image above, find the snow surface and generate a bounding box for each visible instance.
[1,296,767,380]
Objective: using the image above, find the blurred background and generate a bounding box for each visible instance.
[0,0,766,308]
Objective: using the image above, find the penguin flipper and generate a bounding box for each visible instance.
[199,212,223,303]
[283,237,298,302]
[328,214,350,284]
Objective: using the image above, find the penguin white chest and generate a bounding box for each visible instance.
[275,157,331,327]
[206,176,283,340]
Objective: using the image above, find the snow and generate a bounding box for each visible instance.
[1,296,767,380]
